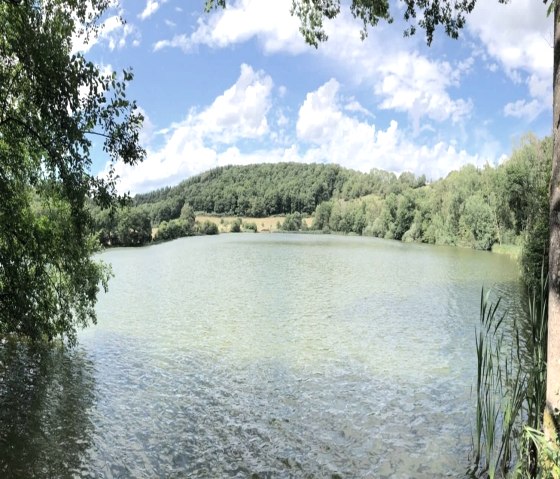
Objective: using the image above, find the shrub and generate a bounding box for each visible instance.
[196,220,219,235]
[280,212,303,231]
[244,222,258,232]
[230,217,242,233]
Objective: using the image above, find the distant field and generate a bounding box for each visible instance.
[196,215,313,233]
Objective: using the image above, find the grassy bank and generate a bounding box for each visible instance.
[195,215,313,233]
[198,217,524,263]
[491,243,521,260]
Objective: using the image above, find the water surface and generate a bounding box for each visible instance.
[0,234,523,477]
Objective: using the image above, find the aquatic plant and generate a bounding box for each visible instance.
[470,271,548,478]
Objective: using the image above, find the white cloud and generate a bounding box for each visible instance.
[469,0,551,78]
[153,34,189,52]
[297,79,343,143]
[528,73,550,100]
[306,15,474,129]
[468,0,552,119]
[504,99,543,121]
[156,0,472,129]
[296,79,483,176]
[344,99,373,117]
[72,12,139,54]
[107,72,492,194]
[153,0,304,53]
[103,16,136,50]
[277,112,289,127]
[137,106,156,147]
[374,51,472,130]
[106,64,274,193]
[197,63,273,143]
[139,0,165,20]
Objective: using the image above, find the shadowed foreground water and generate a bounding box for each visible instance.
[0,234,524,478]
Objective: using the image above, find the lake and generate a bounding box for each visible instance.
[0,233,524,478]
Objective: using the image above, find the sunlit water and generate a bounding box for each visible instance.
[0,234,524,478]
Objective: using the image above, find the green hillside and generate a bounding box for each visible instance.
[90,135,551,289]
[133,162,421,218]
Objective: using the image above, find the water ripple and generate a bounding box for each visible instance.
[1,234,523,477]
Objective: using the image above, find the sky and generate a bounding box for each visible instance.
[76,0,554,195]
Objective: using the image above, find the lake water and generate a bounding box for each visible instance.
[0,233,524,478]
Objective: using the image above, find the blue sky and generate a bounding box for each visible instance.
[76,0,553,194]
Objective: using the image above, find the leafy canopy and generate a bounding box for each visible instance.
[205,0,513,47]
[0,0,144,344]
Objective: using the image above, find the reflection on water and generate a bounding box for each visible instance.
[0,341,95,478]
[1,234,524,477]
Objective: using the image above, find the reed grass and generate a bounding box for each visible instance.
[470,270,548,478]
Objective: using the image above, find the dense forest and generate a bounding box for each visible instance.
[90,134,550,288]
[134,162,424,216]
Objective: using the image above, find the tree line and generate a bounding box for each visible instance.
[309,135,550,289]
[91,134,550,289]
[133,162,414,217]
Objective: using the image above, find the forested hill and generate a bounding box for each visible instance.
[133,162,426,218]
[90,135,551,289]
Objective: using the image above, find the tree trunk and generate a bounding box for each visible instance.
[547,2,560,432]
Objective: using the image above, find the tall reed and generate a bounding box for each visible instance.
[470,272,548,478]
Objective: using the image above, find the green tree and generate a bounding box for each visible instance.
[135,163,367,217]
[155,218,190,241]
[377,193,398,239]
[281,212,303,231]
[230,217,242,232]
[459,194,495,250]
[180,202,196,234]
[518,136,553,291]
[312,201,333,231]
[89,204,119,246]
[244,221,258,232]
[394,191,416,240]
[116,208,152,246]
[196,220,219,235]
[0,0,144,344]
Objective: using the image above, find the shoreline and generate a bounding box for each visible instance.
[491,243,521,260]
[194,215,313,233]
[121,216,522,261]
